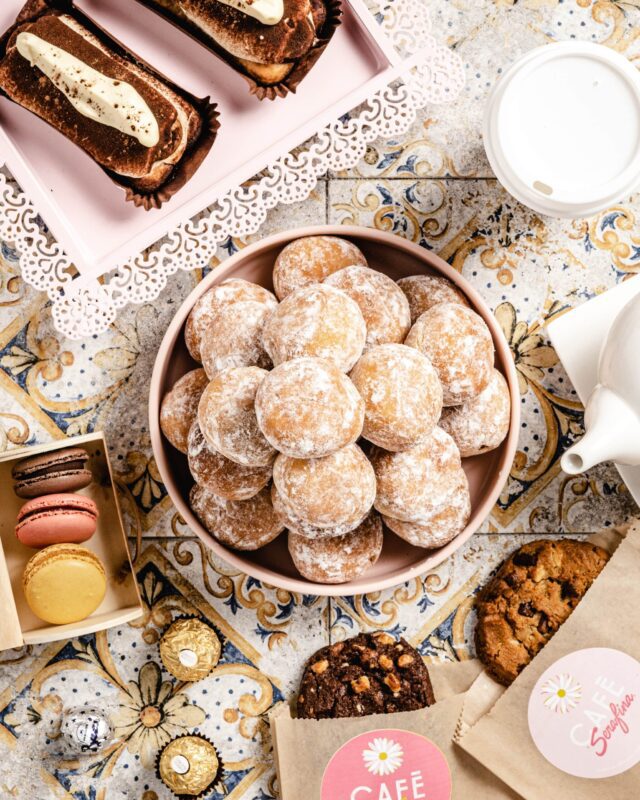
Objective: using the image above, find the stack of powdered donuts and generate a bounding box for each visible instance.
[160,235,512,585]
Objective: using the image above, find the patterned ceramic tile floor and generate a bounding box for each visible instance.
[2,1,640,798]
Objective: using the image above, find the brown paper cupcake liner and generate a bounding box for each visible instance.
[155,733,225,800]
[135,0,343,101]
[0,0,219,211]
[158,614,226,682]
[244,0,343,100]
[123,102,220,211]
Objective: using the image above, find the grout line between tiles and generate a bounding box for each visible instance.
[126,532,559,544]
[326,175,498,182]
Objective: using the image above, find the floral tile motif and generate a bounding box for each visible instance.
[2,2,640,796]
[0,531,577,800]
[0,538,329,800]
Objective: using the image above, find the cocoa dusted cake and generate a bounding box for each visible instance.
[0,0,218,207]
[135,0,342,97]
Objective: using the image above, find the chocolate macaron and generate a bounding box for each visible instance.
[12,446,93,498]
[16,494,99,549]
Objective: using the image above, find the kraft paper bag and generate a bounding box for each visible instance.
[456,524,640,800]
[270,658,521,800]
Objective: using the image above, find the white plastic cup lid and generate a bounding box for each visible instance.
[484,42,640,218]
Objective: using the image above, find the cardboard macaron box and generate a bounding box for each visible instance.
[0,432,143,651]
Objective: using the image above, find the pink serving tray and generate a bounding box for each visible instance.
[149,226,521,596]
[0,0,418,282]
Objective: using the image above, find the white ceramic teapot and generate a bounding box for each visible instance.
[561,292,640,475]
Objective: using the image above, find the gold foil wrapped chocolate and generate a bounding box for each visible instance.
[159,617,222,682]
[157,734,221,798]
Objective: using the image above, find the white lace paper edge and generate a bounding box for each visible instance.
[0,0,465,339]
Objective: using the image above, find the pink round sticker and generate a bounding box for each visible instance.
[528,647,640,779]
[321,728,451,800]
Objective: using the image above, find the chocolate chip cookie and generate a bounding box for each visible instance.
[475,538,610,686]
[297,632,435,719]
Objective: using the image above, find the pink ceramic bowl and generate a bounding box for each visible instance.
[149,226,520,596]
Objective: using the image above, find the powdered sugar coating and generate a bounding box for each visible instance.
[197,366,276,467]
[160,368,208,454]
[371,427,467,523]
[200,300,273,378]
[405,302,494,406]
[190,484,284,550]
[185,279,277,362]
[383,471,471,548]
[255,357,364,458]
[350,344,443,451]
[440,369,511,457]
[273,443,376,530]
[325,266,411,349]
[262,284,366,373]
[188,422,272,500]
[271,484,367,540]
[273,236,368,300]
[288,511,384,584]
[397,275,469,325]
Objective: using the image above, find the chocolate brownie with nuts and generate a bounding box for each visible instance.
[297,631,435,719]
[475,538,610,686]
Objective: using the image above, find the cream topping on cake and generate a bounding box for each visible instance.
[210,0,284,26]
[16,31,160,147]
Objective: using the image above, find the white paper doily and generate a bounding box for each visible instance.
[0,0,464,339]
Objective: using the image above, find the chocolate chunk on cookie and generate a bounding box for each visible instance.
[297,632,435,719]
[475,538,610,686]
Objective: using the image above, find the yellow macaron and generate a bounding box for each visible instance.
[23,543,107,625]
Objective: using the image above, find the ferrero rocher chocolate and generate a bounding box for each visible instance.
[159,618,222,682]
[157,735,221,797]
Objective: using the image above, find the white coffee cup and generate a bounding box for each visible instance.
[484,42,640,218]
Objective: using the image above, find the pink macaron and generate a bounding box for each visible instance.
[15,493,99,549]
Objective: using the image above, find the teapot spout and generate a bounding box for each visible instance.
[561,385,640,475]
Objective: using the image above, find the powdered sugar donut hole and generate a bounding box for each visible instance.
[325,266,411,348]
[405,302,494,406]
[200,300,274,378]
[271,484,365,540]
[350,344,443,451]
[255,357,364,458]
[440,369,511,457]
[185,279,277,362]
[273,235,368,300]
[370,427,467,523]
[288,511,384,584]
[188,422,272,500]
[383,475,471,549]
[160,368,208,454]
[190,484,284,550]
[397,275,469,325]
[198,366,276,467]
[273,444,376,531]
[263,284,366,372]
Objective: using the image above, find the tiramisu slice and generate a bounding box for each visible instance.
[0,1,218,204]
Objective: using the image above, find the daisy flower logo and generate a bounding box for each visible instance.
[362,738,404,776]
[541,673,582,714]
